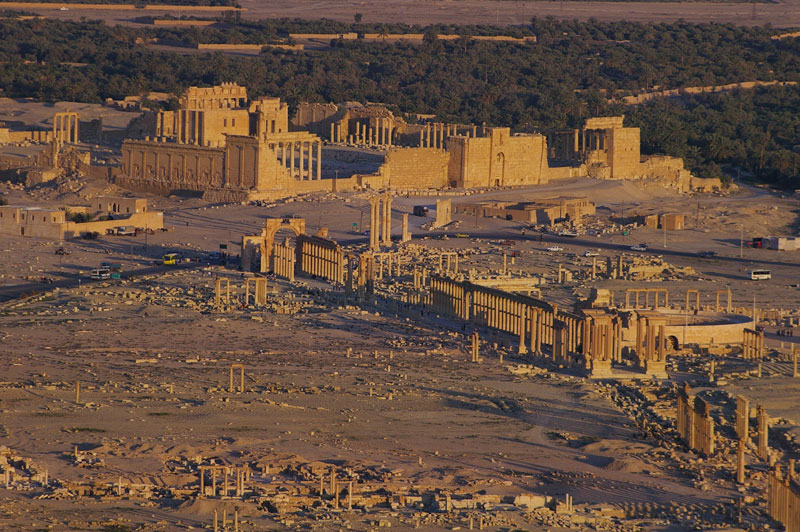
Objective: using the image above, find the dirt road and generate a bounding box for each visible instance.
[15,0,800,29]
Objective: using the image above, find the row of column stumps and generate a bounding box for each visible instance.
[201,466,249,498]
[331,118,394,148]
[215,277,269,308]
[212,508,240,532]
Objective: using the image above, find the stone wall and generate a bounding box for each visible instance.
[120,140,226,194]
[292,102,340,137]
[0,206,163,240]
[608,127,641,179]
[447,128,551,188]
[380,147,449,189]
[0,128,52,144]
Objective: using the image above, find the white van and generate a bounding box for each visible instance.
[748,269,771,280]
[90,268,111,280]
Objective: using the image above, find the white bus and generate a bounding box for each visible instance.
[748,269,772,280]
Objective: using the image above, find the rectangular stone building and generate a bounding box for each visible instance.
[446,128,553,188]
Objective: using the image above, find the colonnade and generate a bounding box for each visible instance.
[53,112,79,144]
[676,384,715,456]
[277,140,323,180]
[582,317,622,365]
[333,118,395,147]
[767,465,800,532]
[634,314,668,366]
[715,289,733,312]
[272,238,296,281]
[374,252,402,279]
[438,252,458,274]
[298,235,345,284]
[176,109,201,145]
[418,123,481,148]
[425,275,583,359]
[625,288,669,309]
[369,192,392,250]
[198,465,249,497]
[742,328,764,360]
[580,128,608,154]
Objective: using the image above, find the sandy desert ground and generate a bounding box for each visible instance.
[11,0,800,29]
[1,171,800,531]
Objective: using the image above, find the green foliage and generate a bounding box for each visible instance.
[101,525,133,532]
[0,195,7,206]
[64,209,95,223]
[627,85,800,189]
[0,17,797,186]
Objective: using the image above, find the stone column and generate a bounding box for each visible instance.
[737,439,746,484]
[301,141,307,180]
[316,141,322,180]
[73,114,79,143]
[757,405,769,460]
[237,144,245,187]
[369,196,380,250]
[381,194,392,247]
[289,142,295,176]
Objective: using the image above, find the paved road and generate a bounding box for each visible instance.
[0,261,200,304]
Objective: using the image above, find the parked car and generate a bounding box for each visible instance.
[116,226,137,236]
[698,250,717,257]
[631,244,648,251]
[55,247,69,255]
[546,246,564,252]
[583,250,599,257]
[101,262,122,272]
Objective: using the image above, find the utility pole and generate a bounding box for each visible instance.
[740,225,744,258]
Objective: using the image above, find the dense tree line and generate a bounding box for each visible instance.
[627,86,800,188]
[0,17,798,187]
